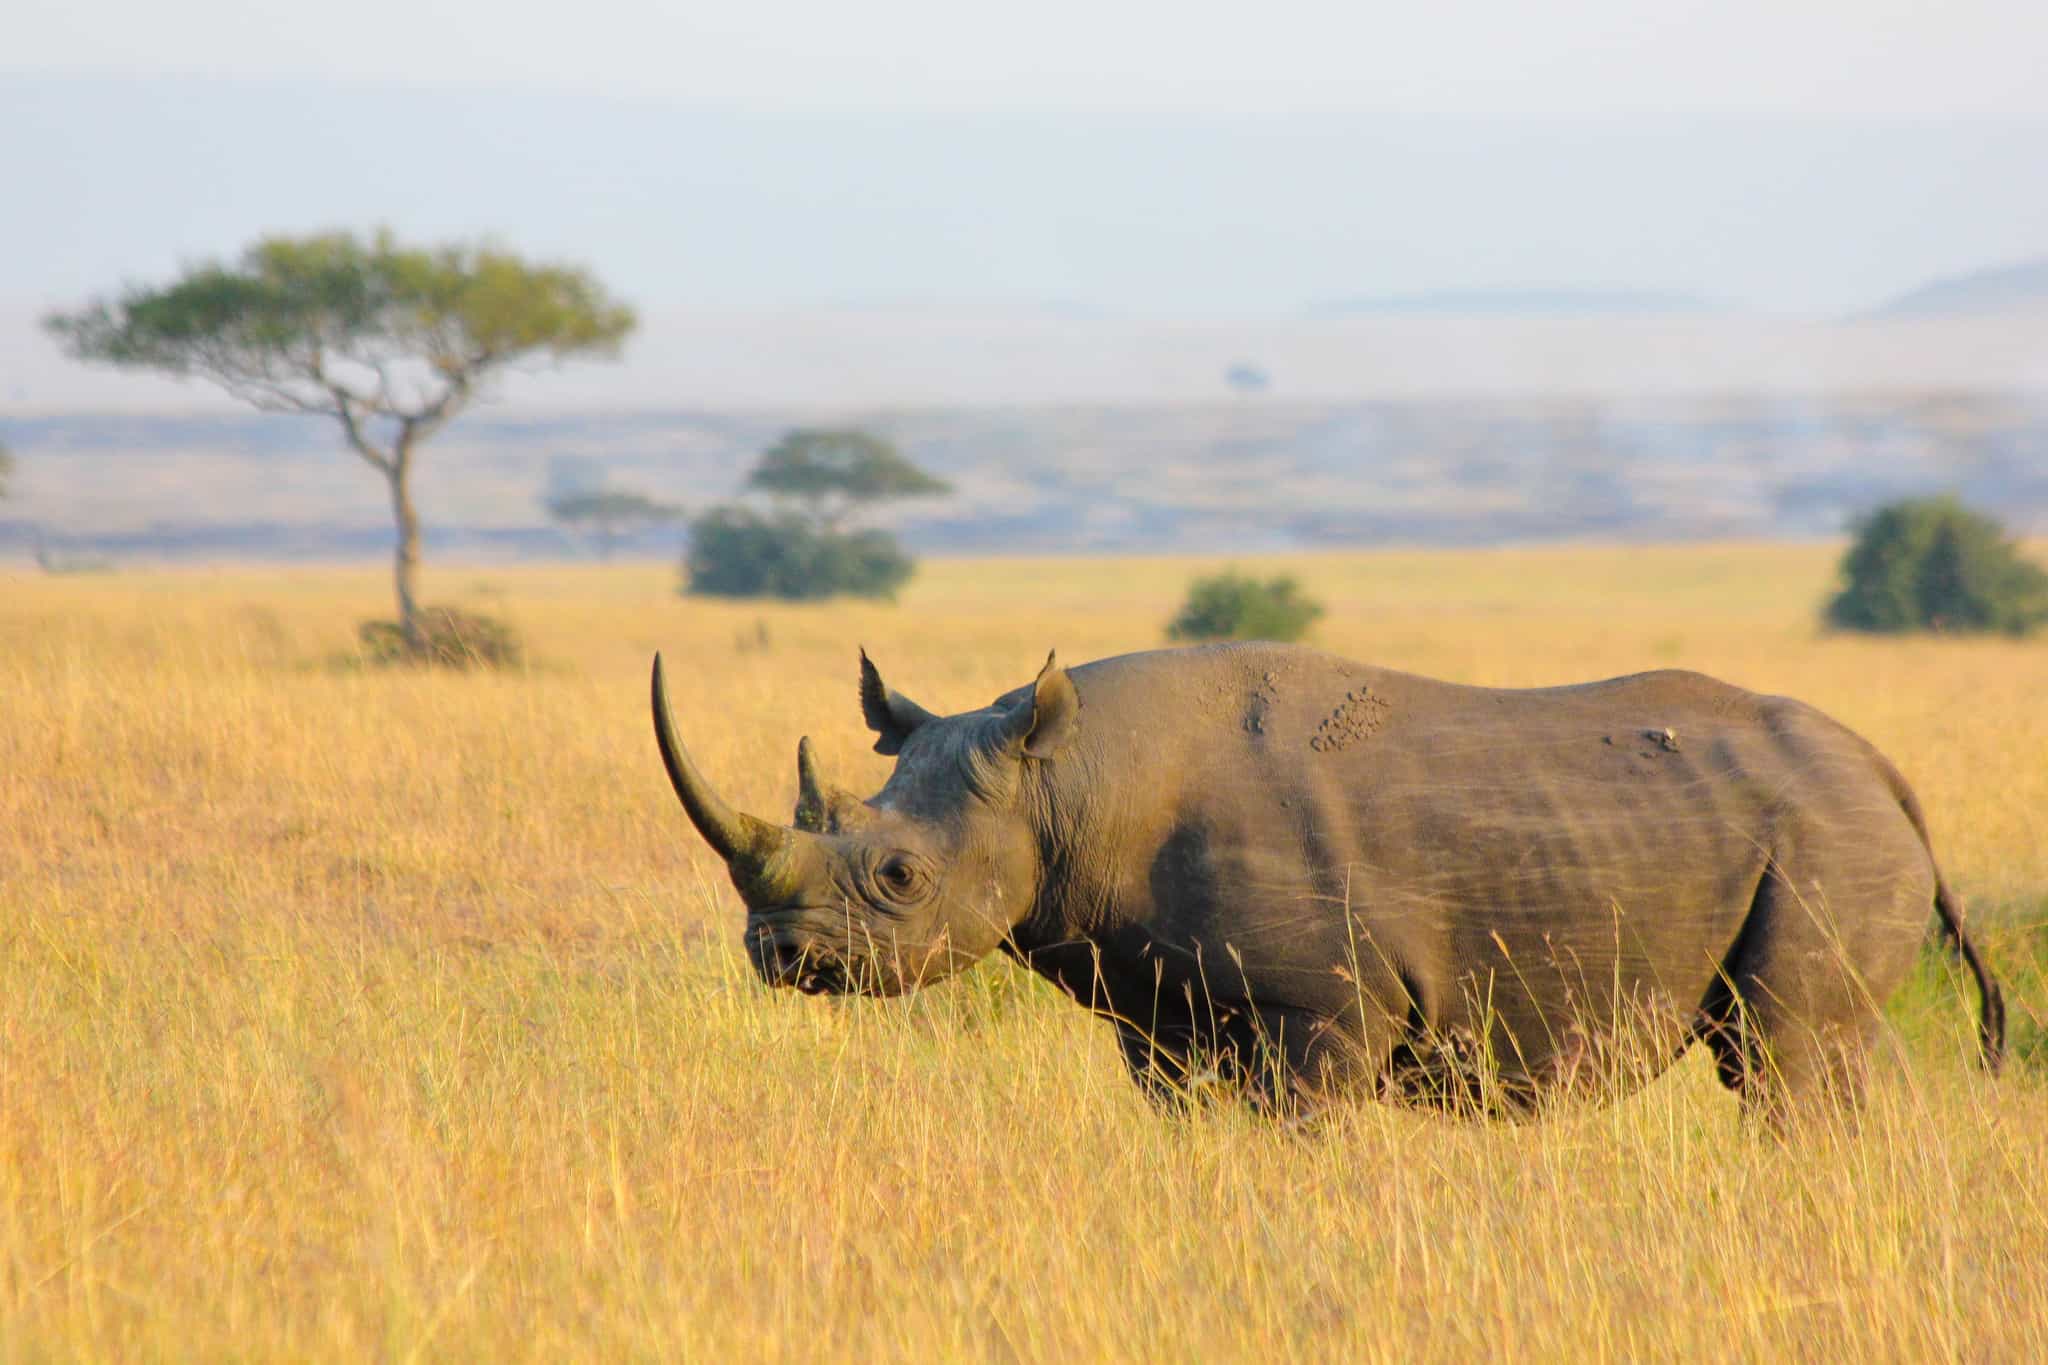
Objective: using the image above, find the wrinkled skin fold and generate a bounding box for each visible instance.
[652,643,2004,1125]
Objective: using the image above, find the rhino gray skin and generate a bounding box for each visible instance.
[652,643,2004,1122]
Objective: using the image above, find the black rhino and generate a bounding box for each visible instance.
[652,644,2003,1123]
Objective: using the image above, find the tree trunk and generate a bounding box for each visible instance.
[388,458,422,648]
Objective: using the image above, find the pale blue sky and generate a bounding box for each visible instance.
[12,1,2048,116]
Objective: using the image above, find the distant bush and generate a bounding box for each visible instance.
[684,508,916,601]
[358,605,525,669]
[1827,496,2048,636]
[1167,570,1325,643]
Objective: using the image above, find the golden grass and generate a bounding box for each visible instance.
[3,544,2045,1360]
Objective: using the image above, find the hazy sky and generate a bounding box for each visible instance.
[6,3,2046,410]
[13,1,2048,117]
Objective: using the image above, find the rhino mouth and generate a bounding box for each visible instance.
[744,909,947,996]
[768,947,850,994]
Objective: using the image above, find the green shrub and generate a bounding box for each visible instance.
[358,606,525,669]
[1167,570,1325,643]
[684,507,916,601]
[1827,496,2048,636]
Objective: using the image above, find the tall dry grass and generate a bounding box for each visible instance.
[2,545,2044,1360]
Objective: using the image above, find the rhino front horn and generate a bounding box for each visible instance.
[650,654,788,866]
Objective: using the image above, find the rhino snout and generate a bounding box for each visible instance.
[746,919,851,994]
[744,909,880,995]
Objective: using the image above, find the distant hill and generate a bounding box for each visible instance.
[1872,257,2048,317]
[1311,288,1716,319]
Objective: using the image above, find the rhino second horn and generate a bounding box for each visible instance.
[650,654,789,866]
[795,736,828,833]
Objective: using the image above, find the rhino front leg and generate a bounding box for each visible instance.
[1113,1020,1202,1110]
[1108,1005,1262,1110]
[1114,1003,1384,1118]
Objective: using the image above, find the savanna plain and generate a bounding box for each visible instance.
[4,543,2046,1361]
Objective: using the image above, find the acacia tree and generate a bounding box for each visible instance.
[546,488,684,560]
[45,229,636,647]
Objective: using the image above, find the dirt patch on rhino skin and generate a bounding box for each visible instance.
[1310,687,1391,753]
[1245,671,1282,735]
[1606,726,1682,759]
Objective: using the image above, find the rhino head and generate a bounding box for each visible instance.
[651,649,1079,996]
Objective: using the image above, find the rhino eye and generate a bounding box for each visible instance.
[874,854,931,906]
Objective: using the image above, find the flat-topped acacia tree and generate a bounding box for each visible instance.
[45,230,637,649]
[746,428,951,533]
[546,487,684,560]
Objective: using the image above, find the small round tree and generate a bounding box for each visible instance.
[1167,570,1325,643]
[45,229,636,654]
[1827,496,2048,636]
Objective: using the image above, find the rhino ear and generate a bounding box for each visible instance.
[1002,651,1081,759]
[860,648,938,756]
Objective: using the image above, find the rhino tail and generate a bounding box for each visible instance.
[1932,873,2006,1074]
[1886,764,2006,1073]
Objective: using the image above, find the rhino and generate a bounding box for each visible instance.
[651,643,2004,1123]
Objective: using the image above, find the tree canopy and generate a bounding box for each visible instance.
[44,230,635,470]
[547,489,683,526]
[546,488,684,559]
[746,429,950,529]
